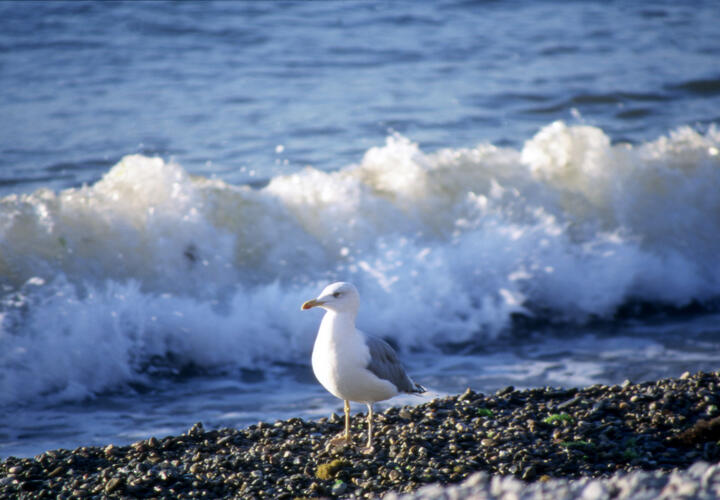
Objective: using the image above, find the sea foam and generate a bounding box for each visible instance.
[1,122,719,404]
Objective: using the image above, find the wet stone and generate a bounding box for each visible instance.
[497,386,515,396]
[104,477,123,494]
[48,466,65,478]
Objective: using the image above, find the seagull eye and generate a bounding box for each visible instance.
[333,292,341,298]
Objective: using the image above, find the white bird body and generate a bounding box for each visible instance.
[302,281,425,451]
[312,311,398,404]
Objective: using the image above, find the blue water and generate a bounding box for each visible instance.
[1,0,720,458]
[3,1,719,193]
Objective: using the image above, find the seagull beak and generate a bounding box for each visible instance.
[301,298,325,310]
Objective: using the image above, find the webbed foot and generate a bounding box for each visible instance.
[325,433,352,452]
[360,444,375,455]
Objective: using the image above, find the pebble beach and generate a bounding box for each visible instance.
[2,371,719,499]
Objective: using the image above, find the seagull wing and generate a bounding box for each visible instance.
[364,334,425,394]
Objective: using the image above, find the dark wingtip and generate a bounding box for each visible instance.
[414,384,427,394]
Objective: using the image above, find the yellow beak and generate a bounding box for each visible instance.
[301,299,325,310]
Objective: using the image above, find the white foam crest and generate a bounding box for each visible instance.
[0,155,329,295]
[1,156,236,294]
[0,277,321,405]
[2,122,720,404]
[521,122,720,302]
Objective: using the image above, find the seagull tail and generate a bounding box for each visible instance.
[412,383,427,394]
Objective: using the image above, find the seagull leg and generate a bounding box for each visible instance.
[344,399,351,441]
[327,400,352,450]
[361,403,375,454]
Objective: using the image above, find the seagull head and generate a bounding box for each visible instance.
[301,281,360,315]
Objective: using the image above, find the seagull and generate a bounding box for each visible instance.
[301,281,425,452]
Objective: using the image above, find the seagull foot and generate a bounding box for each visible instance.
[325,434,352,452]
[360,444,375,455]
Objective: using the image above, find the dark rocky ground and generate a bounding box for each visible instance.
[1,371,719,499]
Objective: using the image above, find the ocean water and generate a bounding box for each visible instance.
[2,1,720,458]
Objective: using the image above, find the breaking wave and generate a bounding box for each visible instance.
[1,121,719,404]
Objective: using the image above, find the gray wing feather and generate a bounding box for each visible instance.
[365,335,425,394]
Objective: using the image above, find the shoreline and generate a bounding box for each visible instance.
[2,371,719,498]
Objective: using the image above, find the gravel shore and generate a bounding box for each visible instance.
[1,371,719,499]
